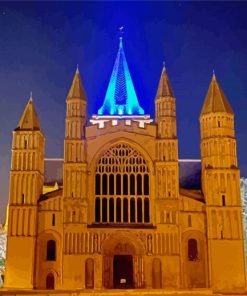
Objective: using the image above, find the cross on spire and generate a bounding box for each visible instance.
[119,26,124,38]
[163,61,166,70]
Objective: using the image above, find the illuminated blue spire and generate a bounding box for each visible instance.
[98,36,144,115]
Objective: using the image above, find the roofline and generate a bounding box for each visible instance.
[44,158,64,161]
[44,157,201,162]
[178,159,201,162]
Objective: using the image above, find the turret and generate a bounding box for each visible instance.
[200,74,246,292]
[155,65,177,139]
[5,96,45,288]
[63,67,88,218]
[65,67,87,140]
[154,65,180,288]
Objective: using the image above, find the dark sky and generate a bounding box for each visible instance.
[0,2,247,222]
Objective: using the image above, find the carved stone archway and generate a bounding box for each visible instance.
[102,232,145,289]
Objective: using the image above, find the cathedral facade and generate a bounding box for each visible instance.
[3,37,246,293]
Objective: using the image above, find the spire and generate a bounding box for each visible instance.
[16,96,41,131]
[200,73,233,116]
[67,67,86,101]
[156,64,174,98]
[98,36,144,115]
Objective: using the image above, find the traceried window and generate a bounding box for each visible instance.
[94,144,150,224]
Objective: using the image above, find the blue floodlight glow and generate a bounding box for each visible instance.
[98,37,145,116]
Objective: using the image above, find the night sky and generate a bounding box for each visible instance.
[0,2,247,222]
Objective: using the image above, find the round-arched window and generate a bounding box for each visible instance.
[94,144,150,224]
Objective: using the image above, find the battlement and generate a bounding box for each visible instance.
[87,115,156,138]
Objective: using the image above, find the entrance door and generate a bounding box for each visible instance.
[46,273,55,289]
[113,255,133,288]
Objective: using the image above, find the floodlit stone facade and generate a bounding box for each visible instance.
[241,178,247,257]
[3,38,246,293]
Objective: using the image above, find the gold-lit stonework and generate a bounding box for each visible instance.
[2,63,246,294]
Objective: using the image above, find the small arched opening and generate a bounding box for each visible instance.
[188,238,198,261]
[46,272,55,289]
[46,240,56,261]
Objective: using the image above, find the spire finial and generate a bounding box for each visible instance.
[76,64,79,74]
[163,61,166,71]
[119,26,124,46]
[119,26,124,37]
[212,69,216,80]
[30,91,33,101]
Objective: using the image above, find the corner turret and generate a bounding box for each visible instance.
[199,73,246,292]
[155,64,177,139]
[65,67,87,139]
[4,95,45,288]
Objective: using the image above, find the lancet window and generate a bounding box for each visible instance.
[188,238,198,261]
[94,144,150,224]
[46,240,56,261]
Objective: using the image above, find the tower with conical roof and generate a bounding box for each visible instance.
[62,68,88,284]
[4,96,45,288]
[154,65,180,287]
[200,74,246,292]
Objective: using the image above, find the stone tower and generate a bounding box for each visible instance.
[63,68,89,285]
[154,66,180,287]
[200,74,246,292]
[4,97,45,288]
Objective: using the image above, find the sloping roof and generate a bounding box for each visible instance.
[15,97,41,131]
[179,188,204,202]
[200,74,234,115]
[98,37,144,116]
[156,66,174,98]
[67,68,87,101]
[39,188,63,202]
[44,158,202,189]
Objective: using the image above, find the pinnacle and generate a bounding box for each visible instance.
[156,64,174,98]
[212,69,216,81]
[200,74,234,116]
[16,96,41,131]
[67,68,86,101]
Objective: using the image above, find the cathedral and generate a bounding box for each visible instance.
[3,36,246,293]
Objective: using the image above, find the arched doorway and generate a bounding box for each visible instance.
[181,231,208,288]
[113,255,133,288]
[46,273,55,289]
[102,232,145,289]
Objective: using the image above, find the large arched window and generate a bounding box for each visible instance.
[46,240,56,261]
[94,144,150,224]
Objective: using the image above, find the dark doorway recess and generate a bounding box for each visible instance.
[113,255,133,289]
[46,273,55,289]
